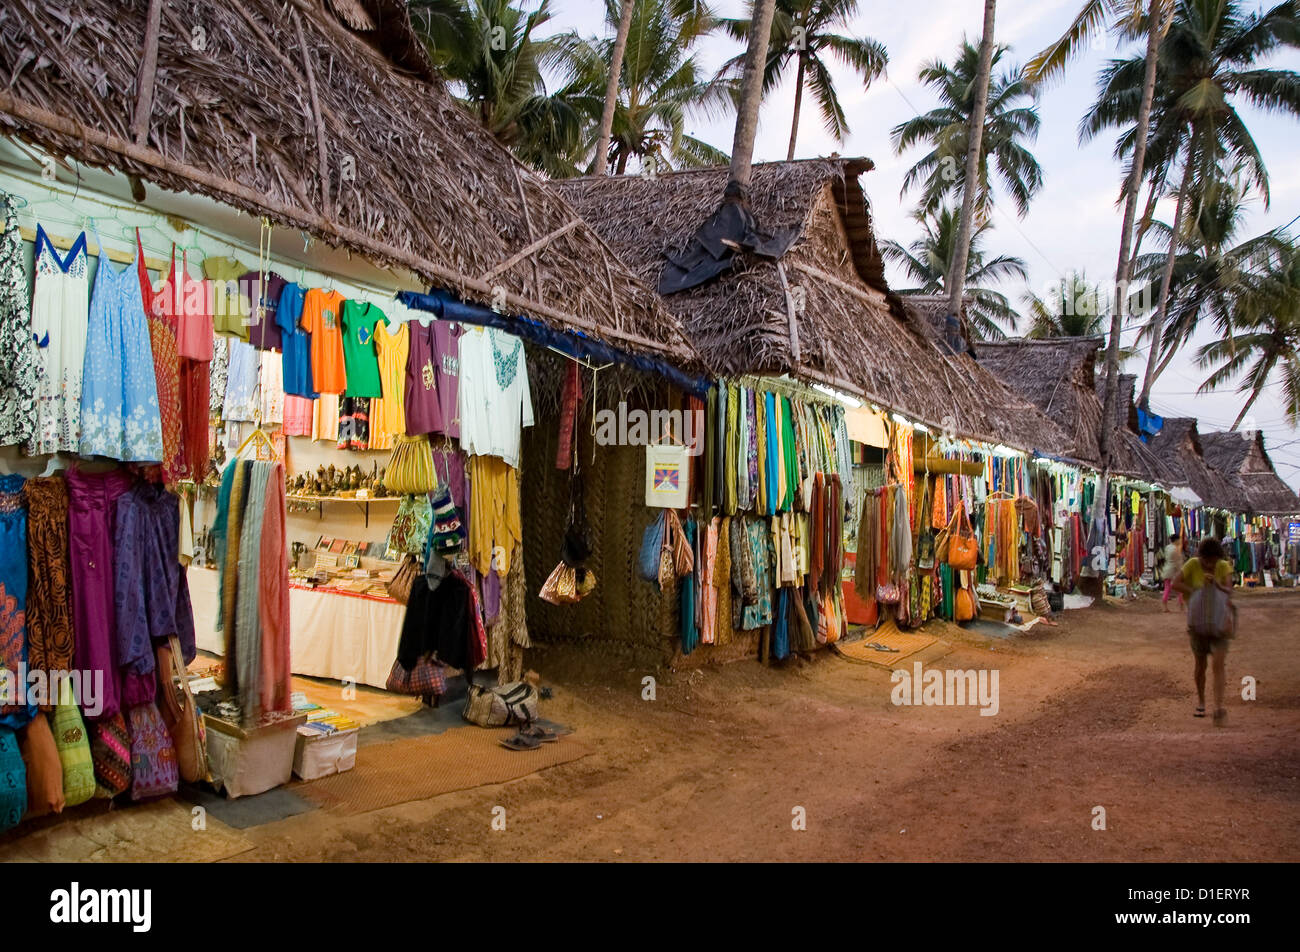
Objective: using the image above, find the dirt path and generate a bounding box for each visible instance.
[240,590,1300,862]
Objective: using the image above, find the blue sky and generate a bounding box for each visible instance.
[546,0,1300,489]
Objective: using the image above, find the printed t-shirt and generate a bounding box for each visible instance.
[300,289,347,394]
[276,282,315,398]
[203,256,249,340]
[240,270,286,351]
[432,320,461,438]
[340,299,384,398]
[404,318,443,435]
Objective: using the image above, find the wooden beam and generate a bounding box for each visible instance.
[480,219,581,283]
[129,0,164,147]
[775,260,801,364]
[292,6,333,220]
[0,91,694,361]
[509,165,542,298]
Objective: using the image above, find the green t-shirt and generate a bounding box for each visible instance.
[1181,556,1231,590]
[340,299,384,398]
[203,256,249,340]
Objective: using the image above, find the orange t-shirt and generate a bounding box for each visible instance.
[301,289,347,394]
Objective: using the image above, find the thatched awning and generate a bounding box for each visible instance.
[553,158,1074,455]
[1201,431,1300,516]
[0,0,697,367]
[973,337,1106,467]
[1148,419,1251,512]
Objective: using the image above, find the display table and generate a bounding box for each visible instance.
[188,566,404,689]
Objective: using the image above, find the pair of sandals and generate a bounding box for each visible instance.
[864,642,899,653]
[499,722,565,751]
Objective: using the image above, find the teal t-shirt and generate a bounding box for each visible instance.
[340,300,384,398]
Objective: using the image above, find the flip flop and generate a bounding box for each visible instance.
[499,732,541,751]
[521,724,560,744]
[1194,706,1206,718]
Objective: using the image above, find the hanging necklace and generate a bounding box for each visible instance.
[489,329,522,389]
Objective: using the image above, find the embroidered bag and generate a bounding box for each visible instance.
[52,679,95,807]
[127,701,179,801]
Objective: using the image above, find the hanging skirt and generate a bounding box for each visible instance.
[23,475,75,683]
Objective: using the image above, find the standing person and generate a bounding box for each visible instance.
[1162,532,1186,612]
[1171,538,1235,725]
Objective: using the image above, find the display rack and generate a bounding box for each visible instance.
[286,494,400,528]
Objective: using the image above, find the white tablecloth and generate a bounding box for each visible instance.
[187,567,404,689]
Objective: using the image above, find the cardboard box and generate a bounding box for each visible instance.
[293,726,359,781]
[203,713,307,799]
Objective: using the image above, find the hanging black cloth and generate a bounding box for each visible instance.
[397,572,475,670]
[658,181,799,294]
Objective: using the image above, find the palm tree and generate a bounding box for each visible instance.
[593,0,638,175]
[1023,272,1113,339]
[881,206,1026,340]
[1196,235,1300,429]
[1082,0,1300,409]
[567,0,735,174]
[409,0,589,176]
[1028,0,1175,466]
[946,0,998,321]
[720,0,888,161]
[891,37,1042,219]
[1132,174,1292,388]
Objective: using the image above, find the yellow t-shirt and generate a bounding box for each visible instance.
[1181,557,1232,590]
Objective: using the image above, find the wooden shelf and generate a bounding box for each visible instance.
[286,493,399,528]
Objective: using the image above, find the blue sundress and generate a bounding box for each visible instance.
[80,229,164,461]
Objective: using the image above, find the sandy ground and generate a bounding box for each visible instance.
[232,587,1300,862]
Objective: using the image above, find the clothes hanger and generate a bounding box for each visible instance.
[235,425,280,462]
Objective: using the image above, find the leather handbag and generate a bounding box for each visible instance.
[955,586,977,622]
[946,505,979,571]
[156,634,208,784]
[18,714,65,818]
[386,654,449,697]
[463,680,540,728]
[386,554,420,604]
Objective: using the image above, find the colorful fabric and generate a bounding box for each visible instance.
[89,711,131,799]
[0,475,34,730]
[127,701,178,801]
[23,476,75,682]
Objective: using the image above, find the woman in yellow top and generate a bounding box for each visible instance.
[1171,537,1234,725]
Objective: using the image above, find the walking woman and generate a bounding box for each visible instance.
[1161,532,1185,612]
[1171,538,1235,725]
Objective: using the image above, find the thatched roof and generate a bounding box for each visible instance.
[899,293,975,356]
[552,159,1072,454]
[973,337,1106,466]
[1096,374,1181,484]
[0,0,695,364]
[1148,419,1250,512]
[1201,430,1300,516]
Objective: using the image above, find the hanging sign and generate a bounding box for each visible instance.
[645,444,689,509]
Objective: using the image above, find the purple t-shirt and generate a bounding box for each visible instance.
[432,320,462,439]
[240,270,286,351]
[404,319,443,436]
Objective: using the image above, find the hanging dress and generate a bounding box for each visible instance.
[138,236,184,480]
[80,229,163,461]
[0,190,39,448]
[28,225,89,455]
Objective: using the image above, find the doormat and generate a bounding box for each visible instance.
[835,620,938,666]
[181,786,319,829]
[296,727,591,815]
